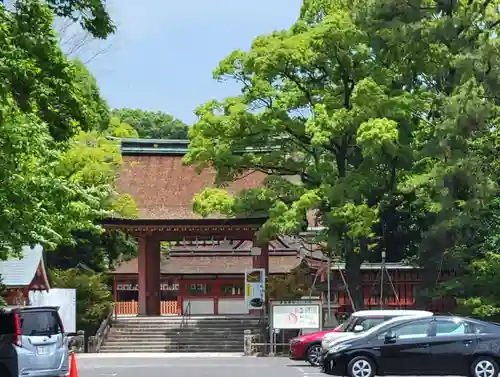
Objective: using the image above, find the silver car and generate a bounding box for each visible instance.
[0,306,73,377]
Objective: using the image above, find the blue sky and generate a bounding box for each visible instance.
[82,0,303,125]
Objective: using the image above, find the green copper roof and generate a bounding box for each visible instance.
[120,138,189,155]
[118,137,276,156]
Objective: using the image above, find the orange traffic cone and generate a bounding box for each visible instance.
[69,352,79,377]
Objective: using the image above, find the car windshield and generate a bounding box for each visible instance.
[339,315,356,331]
[345,316,385,332]
[360,317,412,338]
[19,311,62,336]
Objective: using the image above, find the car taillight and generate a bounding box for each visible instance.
[13,313,22,347]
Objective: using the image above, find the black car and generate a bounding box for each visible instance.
[322,315,500,377]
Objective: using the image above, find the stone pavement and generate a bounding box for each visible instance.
[76,353,316,377]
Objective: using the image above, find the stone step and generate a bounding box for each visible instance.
[100,316,261,354]
[100,344,243,352]
[116,316,259,321]
[106,334,243,340]
[113,322,259,327]
[100,348,243,353]
[104,339,243,345]
[112,322,259,328]
[110,327,257,333]
[110,329,258,334]
[115,317,260,322]
[106,335,245,340]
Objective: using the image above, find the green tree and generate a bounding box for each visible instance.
[111,108,189,139]
[50,269,113,334]
[72,59,110,130]
[107,116,139,138]
[47,127,139,271]
[38,0,114,39]
[0,0,118,258]
[267,262,319,300]
[0,275,6,307]
[438,197,500,318]
[185,0,499,309]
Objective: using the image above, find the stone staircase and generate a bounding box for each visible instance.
[99,316,261,353]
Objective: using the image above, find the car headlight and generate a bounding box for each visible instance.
[328,343,351,354]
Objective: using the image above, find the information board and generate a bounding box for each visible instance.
[271,300,322,329]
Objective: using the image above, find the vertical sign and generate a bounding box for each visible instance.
[244,268,265,311]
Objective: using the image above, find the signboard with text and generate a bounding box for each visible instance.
[244,268,265,311]
[270,300,322,329]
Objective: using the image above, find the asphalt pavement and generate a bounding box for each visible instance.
[76,354,322,377]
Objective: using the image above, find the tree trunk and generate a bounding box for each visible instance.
[344,238,364,311]
[415,229,448,309]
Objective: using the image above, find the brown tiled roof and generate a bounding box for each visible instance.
[112,254,301,275]
[117,155,265,219]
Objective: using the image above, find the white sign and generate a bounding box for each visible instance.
[244,268,265,311]
[272,304,321,329]
[116,283,179,291]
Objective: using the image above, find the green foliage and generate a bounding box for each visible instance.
[44,0,115,39]
[50,268,113,333]
[46,229,137,272]
[107,116,139,138]
[1,1,109,141]
[72,59,110,131]
[47,126,139,271]
[185,0,500,308]
[0,276,6,307]
[439,197,500,318]
[0,0,119,259]
[111,108,189,139]
[267,262,319,300]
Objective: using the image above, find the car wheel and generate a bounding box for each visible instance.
[307,344,322,366]
[470,356,499,377]
[347,356,375,377]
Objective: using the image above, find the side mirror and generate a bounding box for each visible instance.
[353,325,364,333]
[384,333,397,344]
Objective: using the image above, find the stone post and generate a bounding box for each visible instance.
[244,329,252,356]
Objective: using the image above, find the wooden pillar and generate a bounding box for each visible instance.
[138,235,161,316]
[252,242,269,274]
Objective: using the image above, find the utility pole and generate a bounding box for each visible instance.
[327,259,331,323]
[379,251,386,309]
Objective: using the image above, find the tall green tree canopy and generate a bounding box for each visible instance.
[0,0,118,258]
[186,0,500,308]
[111,108,189,139]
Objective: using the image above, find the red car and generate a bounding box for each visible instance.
[289,325,343,365]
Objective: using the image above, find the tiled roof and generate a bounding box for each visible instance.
[112,254,301,275]
[116,139,320,225]
[117,155,265,219]
[0,245,45,287]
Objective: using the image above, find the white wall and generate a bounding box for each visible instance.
[183,299,214,315]
[218,298,246,314]
[29,288,76,333]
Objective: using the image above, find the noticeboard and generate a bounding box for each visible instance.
[270,300,322,330]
